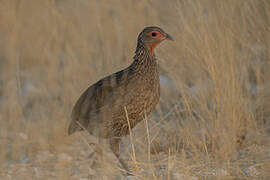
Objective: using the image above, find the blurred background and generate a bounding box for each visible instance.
[0,0,270,179]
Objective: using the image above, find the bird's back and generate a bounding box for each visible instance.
[68,66,135,134]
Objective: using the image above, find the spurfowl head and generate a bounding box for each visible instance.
[137,26,174,56]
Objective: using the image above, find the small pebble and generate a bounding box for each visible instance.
[57,153,73,162]
[243,167,259,177]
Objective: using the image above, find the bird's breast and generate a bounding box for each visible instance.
[106,64,160,137]
[126,69,160,115]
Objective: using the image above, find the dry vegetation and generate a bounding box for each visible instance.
[0,0,270,179]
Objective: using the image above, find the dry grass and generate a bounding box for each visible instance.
[0,0,270,179]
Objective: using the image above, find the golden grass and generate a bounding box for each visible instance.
[0,0,270,179]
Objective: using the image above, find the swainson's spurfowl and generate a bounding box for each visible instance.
[68,26,173,161]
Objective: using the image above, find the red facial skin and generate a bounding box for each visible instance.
[147,31,168,56]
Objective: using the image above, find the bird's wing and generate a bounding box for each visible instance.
[68,68,135,135]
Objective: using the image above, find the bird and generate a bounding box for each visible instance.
[68,26,173,171]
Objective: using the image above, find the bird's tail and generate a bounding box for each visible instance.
[68,119,83,135]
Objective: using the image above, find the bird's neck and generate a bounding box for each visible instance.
[132,41,157,70]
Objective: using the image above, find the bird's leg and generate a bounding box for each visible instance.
[96,137,104,159]
[109,138,132,175]
[110,137,121,157]
[90,137,104,166]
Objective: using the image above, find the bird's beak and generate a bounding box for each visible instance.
[165,33,174,41]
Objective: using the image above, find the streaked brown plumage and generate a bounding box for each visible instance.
[68,26,173,162]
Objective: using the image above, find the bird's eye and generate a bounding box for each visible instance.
[151,32,157,37]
